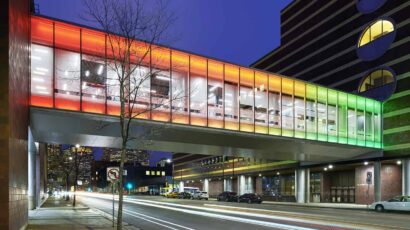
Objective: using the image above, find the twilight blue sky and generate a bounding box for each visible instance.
[35,0,292,66]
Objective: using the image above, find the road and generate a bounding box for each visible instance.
[78,193,410,230]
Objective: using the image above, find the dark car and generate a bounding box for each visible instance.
[217,192,238,202]
[238,193,262,204]
[178,192,192,199]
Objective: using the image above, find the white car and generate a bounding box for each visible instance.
[192,191,209,200]
[370,196,410,212]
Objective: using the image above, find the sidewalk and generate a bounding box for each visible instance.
[27,196,138,230]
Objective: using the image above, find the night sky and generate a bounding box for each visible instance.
[35,0,292,66]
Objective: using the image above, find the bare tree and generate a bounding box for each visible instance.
[82,0,177,228]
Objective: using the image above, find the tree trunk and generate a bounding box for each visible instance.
[65,172,70,201]
[116,142,126,229]
[73,148,78,207]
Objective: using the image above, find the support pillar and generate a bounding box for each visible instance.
[238,175,245,195]
[203,179,209,193]
[224,179,232,192]
[179,181,184,192]
[245,176,254,194]
[28,128,37,210]
[295,169,307,203]
[403,159,410,196]
[374,161,381,202]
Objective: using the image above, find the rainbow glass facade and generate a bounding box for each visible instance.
[30,16,383,148]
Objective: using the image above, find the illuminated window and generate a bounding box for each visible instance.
[359,69,394,92]
[358,19,394,47]
[161,171,165,176]
[151,171,155,175]
[31,44,53,108]
[146,171,150,176]
[156,171,161,176]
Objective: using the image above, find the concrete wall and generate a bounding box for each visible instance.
[0,0,30,229]
[208,180,223,197]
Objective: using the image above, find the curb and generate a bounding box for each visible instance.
[92,207,140,230]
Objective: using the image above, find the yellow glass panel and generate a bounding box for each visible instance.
[360,19,394,47]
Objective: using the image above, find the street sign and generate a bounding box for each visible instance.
[123,169,127,176]
[366,171,372,184]
[107,167,120,181]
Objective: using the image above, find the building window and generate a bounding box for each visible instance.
[156,171,161,176]
[146,171,150,176]
[359,69,394,92]
[358,19,394,47]
[151,171,155,175]
[161,171,165,176]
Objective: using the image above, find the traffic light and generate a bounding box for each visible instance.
[126,182,133,190]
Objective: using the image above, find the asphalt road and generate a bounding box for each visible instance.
[78,193,410,230]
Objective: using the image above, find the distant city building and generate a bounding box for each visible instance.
[101,148,149,166]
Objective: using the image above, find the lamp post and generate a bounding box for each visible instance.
[167,159,174,192]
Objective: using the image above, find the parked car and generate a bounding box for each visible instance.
[165,192,179,198]
[192,191,209,200]
[370,196,410,212]
[217,192,238,202]
[178,192,192,199]
[238,193,262,204]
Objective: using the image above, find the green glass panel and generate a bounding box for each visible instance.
[317,87,327,142]
[327,90,337,143]
[338,92,348,144]
[347,94,357,145]
[305,84,317,140]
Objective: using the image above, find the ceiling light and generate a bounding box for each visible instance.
[397,160,402,165]
[276,172,280,175]
[32,77,44,82]
[85,70,90,77]
[97,65,104,75]
[156,75,170,81]
[36,67,49,72]
[33,70,45,76]
[324,167,328,171]
[35,86,47,90]
[364,161,369,166]
[258,173,262,177]
[328,164,333,169]
[209,85,218,92]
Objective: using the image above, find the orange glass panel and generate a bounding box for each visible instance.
[294,81,305,98]
[82,29,106,56]
[31,17,53,45]
[171,51,189,124]
[239,68,254,87]
[268,74,281,92]
[255,71,268,134]
[31,95,53,108]
[208,60,224,128]
[152,47,170,122]
[190,55,207,126]
[239,68,254,132]
[130,41,150,66]
[82,102,106,114]
[282,78,294,95]
[55,22,80,51]
[224,64,239,130]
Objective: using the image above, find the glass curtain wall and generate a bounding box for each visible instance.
[30,16,383,148]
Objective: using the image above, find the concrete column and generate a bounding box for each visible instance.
[403,159,410,196]
[246,176,254,193]
[238,175,246,195]
[203,179,209,193]
[179,181,184,192]
[224,179,232,192]
[374,161,381,202]
[295,169,307,203]
[28,128,37,210]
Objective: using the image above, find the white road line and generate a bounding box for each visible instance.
[124,209,195,230]
[123,210,179,230]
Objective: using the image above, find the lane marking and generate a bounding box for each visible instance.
[124,209,195,230]
[123,210,179,230]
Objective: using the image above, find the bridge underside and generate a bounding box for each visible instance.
[30,107,381,162]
